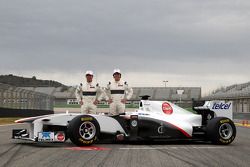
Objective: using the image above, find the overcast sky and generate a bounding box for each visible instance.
[0,0,250,95]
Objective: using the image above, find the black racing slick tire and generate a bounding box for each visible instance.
[206,117,236,145]
[67,115,100,146]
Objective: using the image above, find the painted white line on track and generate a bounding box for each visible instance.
[119,146,225,150]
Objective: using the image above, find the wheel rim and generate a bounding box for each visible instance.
[79,121,96,140]
[219,123,233,140]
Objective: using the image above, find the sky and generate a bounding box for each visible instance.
[0,0,250,96]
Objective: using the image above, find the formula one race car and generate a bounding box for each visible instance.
[12,96,236,146]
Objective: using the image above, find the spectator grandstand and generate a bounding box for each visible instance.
[131,87,201,101]
[0,83,54,117]
[207,82,250,99]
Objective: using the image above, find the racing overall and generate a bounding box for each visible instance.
[105,80,133,115]
[75,82,104,114]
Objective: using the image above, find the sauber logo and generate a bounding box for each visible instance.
[57,133,65,141]
[212,102,232,110]
[162,102,173,115]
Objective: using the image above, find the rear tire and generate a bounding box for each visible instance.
[206,117,236,145]
[67,115,100,146]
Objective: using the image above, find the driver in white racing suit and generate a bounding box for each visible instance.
[105,69,133,116]
[75,70,104,114]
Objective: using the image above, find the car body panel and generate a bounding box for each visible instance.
[12,99,233,144]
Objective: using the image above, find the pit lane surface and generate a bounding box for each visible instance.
[0,124,249,167]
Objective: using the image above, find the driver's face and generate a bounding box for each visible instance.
[113,73,121,81]
[86,75,93,83]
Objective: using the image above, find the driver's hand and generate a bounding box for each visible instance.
[121,99,127,104]
[93,100,99,105]
[79,101,83,106]
[108,99,113,104]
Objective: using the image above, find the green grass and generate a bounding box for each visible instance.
[54,104,83,108]
[54,104,139,108]
[185,108,197,114]
[0,117,22,125]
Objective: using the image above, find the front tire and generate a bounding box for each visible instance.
[206,117,236,145]
[67,115,100,146]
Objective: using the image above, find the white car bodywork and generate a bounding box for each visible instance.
[13,99,233,143]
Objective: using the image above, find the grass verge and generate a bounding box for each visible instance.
[54,104,139,108]
[0,117,22,125]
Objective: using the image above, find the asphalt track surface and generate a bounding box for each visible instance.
[0,123,250,167]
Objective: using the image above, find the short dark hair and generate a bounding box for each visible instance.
[113,73,121,77]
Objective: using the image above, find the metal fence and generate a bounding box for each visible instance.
[0,83,54,111]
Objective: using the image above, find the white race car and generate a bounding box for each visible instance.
[12,96,236,146]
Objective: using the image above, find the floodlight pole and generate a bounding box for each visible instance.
[163,80,168,88]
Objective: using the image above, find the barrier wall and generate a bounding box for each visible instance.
[0,107,54,117]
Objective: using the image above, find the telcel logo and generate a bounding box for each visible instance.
[212,102,232,110]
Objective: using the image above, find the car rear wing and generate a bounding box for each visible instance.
[193,100,233,120]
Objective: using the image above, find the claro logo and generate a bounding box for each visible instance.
[212,102,232,110]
